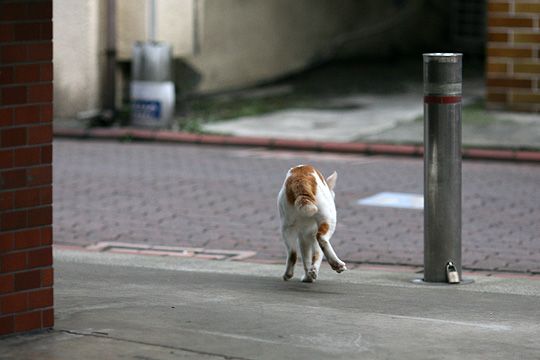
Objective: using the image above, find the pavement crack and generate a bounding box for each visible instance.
[57,329,252,360]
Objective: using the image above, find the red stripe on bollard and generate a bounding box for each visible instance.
[424,95,462,104]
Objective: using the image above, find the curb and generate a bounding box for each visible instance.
[53,127,540,163]
[54,244,540,279]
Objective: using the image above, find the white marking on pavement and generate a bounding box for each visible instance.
[353,334,372,352]
[379,314,512,331]
[357,192,424,209]
[196,329,284,345]
[197,329,367,353]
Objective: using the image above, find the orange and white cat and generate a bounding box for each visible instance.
[277,165,347,282]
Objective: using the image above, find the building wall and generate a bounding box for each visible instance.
[53,0,104,118]
[53,0,195,118]
[53,0,444,117]
[0,0,54,336]
[117,0,195,59]
[486,0,540,112]
[185,0,434,93]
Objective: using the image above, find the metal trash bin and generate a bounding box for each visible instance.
[130,41,175,128]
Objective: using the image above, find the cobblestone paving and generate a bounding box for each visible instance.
[54,139,540,273]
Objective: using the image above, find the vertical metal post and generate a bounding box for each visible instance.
[423,53,463,283]
[103,0,116,116]
[148,0,156,42]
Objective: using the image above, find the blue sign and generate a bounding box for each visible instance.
[357,192,424,210]
[133,100,161,119]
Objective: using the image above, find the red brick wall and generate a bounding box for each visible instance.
[486,0,540,112]
[0,0,53,336]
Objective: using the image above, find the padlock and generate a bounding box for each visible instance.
[446,262,460,284]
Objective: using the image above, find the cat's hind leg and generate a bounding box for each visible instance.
[281,226,297,281]
[316,221,347,273]
[299,234,316,283]
[309,242,323,280]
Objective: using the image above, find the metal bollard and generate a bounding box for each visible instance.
[423,53,463,283]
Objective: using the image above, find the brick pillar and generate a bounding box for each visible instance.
[486,1,540,112]
[0,0,54,336]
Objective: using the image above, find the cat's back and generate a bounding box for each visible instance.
[278,165,333,218]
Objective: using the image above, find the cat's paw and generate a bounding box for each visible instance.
[308,267,318,280]
[301,274,315,283]
[331,260,347,273]
[283,272,293,281]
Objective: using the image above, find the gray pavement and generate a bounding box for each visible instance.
[201,92,425,142]
[27,59,540,358]
[2,249,539,360]
[53,139,540,274]
[200,79,540,150]
[360,113,540,149]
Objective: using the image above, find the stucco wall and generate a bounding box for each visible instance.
[53,0,444,117]
[54,0,194,118]
[184,0,434,93]
[117,0,195,59]
[53,0,104,118]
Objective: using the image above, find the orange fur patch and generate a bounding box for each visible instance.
[285,165,318,206]
[316,222,329,240]
[312,252,320,264]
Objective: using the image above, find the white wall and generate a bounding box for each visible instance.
[117,0,195,59]
[53,0,104,118]
[183,0,429,93]
[53,0,434,117]
[54,0,195,118]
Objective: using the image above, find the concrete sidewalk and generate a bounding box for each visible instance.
[201,87,540,150]
[201,92,425,142]
[54,81,540,162]
[2,249,539,360]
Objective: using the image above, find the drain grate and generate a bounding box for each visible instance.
[85,242,256,261]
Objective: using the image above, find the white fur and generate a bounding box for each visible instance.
[277,166,347,282]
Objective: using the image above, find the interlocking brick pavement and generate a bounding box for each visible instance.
[53,139,540,273]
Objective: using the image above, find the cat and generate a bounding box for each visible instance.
[277,164,347,282]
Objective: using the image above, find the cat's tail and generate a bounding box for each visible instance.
[294,195,318,217]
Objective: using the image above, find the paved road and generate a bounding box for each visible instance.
[53,139,540,274]
[5,250,539,359]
